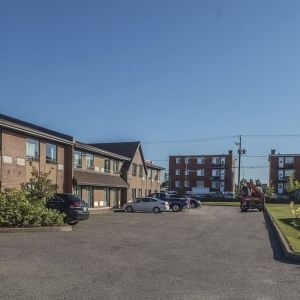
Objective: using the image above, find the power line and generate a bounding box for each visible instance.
[143,135,237,144]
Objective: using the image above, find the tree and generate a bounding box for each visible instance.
[265,184,275,199]
[161,172,169,189]
[21,167,57,204]
[255,179,262,187]
[287,174,300,194]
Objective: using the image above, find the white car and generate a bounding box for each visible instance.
[123,197,169,213]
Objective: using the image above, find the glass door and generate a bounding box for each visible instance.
[86,186,94,208]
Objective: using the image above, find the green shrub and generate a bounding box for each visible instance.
[0,188,65,228]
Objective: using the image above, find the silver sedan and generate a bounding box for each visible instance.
[123,197,169,213]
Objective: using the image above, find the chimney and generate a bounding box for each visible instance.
[270,149,276,155]
[228,150,233,156]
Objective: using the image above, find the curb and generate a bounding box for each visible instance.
[264,208,300,262]
[0,225,72,233]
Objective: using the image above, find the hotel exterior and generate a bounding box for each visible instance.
[0,114,164,208]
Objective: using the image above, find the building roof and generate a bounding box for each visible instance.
[90,141,148,174]
[74,170,128,188]
[90,141,141,158]
[0,114,73,143]
[75,141,130,161]
[145,160,165,170]
[269,153,300,157]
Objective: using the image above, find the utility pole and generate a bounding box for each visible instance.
[236,135,246,193]
[237,135,242,193]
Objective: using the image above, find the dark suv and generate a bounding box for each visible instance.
[46,193,89,225]
[148,192,187,212]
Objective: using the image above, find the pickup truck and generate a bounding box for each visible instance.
[148,193,187,212]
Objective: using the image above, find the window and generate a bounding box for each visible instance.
[132,188,136,200]
[104,159,111,173]
[211,181,220,189]
[113,161,120,174]
[138,165,143,177]
[148,189,151,195]
[184,181,189,187]
[176,157,181,164]
[137,189,142,197]
[212,157,221,165]
[26,138,39,160]
[184,170,189,175]
[197,157,205,164]
[185,157,189,164]
[154,170,159,180]
[175,181,181,188]
[86,153,94,169]
[175,169,181,176]
[102,187,110,207]
[46,143,57,163]
[197,169,205,176]
[148,169,152,179]
[196,181,204,188]
[284,169,294,178]
[285,157,294,165]
[74,150,82,168]
[132,163,137,176]
[212,169,220,177]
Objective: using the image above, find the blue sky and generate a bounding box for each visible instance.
[1,0,300,183]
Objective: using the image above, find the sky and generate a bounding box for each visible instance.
[1,0,300,183]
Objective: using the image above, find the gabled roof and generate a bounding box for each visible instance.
[145,160,165,170]
[90,141,141,159]
[0,114,73,143]
[90,141,148,174]
[75,141,130,161]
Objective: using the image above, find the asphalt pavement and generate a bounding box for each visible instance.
[1,206,300,300]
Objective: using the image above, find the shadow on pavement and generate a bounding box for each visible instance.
[264,213,300,266]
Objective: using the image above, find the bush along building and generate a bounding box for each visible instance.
[0,114,164,209]
[169,151,235,194]
[269,149,300,195]
[90,142,164,204]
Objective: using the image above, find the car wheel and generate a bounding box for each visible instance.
[153,207,160,213]
[172,204,181,212]
[67,220,79,226]
[190,202,196,209]
[126,206,133,213]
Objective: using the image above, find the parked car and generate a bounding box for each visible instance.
[170,194,201,208]
[148,193,187,212]
[46,193,90,225]
[224,192,236,200]
[123,197,169,213]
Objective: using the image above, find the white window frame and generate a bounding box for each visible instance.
[285,157,294,165]
[197,169,205,176]
[175,181,181,188]
[196,181,204,188]
[176,157,181,164]
[175,169,181,176]
[197,157,205,164]
[212,169,220,177]
[184,181,189,187]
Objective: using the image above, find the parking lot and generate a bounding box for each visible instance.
[1,206,300,300]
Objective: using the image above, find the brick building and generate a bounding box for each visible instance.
[0,114,164,208]
[90,142,164,203]
[169,151,235,193]
[0,114,73,193]
[72,142,129,208]
[269,149,300,195]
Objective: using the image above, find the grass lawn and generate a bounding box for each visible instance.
[202,201,240,207]
[266,203,300,253]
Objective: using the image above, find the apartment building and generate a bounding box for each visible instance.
[0,114,73,192]
[269,149,300,195]
[90,142,164,203]
[169,150,235,193]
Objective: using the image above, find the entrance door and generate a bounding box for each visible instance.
[86,186,94,208]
